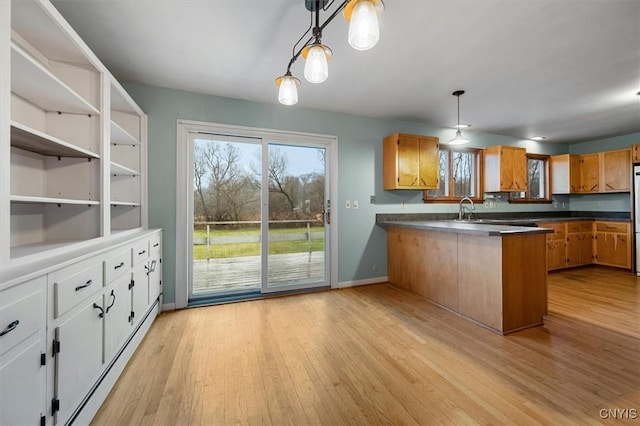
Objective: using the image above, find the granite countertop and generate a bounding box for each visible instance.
[380,220,554,236]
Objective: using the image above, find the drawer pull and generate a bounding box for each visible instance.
[105,290,116,314]
[93,303,104,318]
[75,279,93,291]
[153,243,159,248]
[114,262,125,270]
[0,320,19,337]
[138,250,146,255]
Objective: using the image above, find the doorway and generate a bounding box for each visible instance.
[177,121,336,306]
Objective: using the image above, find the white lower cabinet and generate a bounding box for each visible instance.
[53,294,104,425]
[0,276,47,426]
[0,230,162,425]
[103,275,133,362]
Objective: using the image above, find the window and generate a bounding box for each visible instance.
[423,147,483,202]
[509,154,551,202]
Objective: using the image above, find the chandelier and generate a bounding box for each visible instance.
[275,0,385,106]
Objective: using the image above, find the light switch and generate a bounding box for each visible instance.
[353,200,359,209]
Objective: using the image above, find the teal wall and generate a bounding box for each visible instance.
[122,82,631,304]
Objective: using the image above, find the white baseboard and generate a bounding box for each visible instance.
[162,302,176,311]
[335,276,388,289]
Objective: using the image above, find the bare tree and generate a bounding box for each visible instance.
[267,148,297,215]
[193,144,210,219]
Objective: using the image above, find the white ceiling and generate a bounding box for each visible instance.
[50,0,640,144]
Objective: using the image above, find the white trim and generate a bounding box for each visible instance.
[336,276,388,288]
[176,120,338,307]
[161,302,176,311]
[0,1,10,267]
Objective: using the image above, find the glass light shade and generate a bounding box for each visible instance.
[348,0,380,51]
[449,130,469,145]
[304,45,329,84]
[278,75,299,106]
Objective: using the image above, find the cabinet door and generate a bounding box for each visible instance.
[579,232,594,265]
[104,274,133,362]
[397,135,420,187]
[603,149,630,192]
[131,263,149,326]
[566,233,581,267]
[0,339,46,426]
[418,137,439,188]
[633,144,640,163]
[500,147,515,191]
[511,147,527,191]
[547,240,566,270]
[580,153,600,192]
[595,232,628,268]
[55,295,104,425]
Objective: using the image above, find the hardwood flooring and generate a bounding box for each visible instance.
[91,266,640,425]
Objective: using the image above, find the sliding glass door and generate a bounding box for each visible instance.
[189,131,332,300]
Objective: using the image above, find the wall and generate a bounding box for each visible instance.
[123,82,572,304]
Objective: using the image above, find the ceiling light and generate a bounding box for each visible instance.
[449,90,469,145]
[452,124,471,129]
[275,72,301,106]
[275,0,384,105]
[530,136,546,141]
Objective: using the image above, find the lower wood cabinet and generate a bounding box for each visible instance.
[0,229,163,426]
[538,220,631,271]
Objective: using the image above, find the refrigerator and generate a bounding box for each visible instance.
[634,165,640,275]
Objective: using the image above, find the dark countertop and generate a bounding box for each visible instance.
[377,212,631,224]
[380,220,554,236]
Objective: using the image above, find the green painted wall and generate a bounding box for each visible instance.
[123,82,630,304]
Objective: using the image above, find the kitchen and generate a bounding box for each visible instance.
[1,1,639,425]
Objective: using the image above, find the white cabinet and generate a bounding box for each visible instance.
[148,233,163,305]
[103,276,133,362]
[0,276,47,426]
[0,0,148,266]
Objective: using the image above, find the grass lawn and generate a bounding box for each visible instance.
[193,227,325,259]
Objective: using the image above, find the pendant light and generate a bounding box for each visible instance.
[449,90,470,145]
[275,0,385,105]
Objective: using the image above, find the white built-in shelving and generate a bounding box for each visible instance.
[1,0,147,264]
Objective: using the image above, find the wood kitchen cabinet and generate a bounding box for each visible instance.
[566,222,593,267]
[632,144,640,162]
[579,153,600,193]
[602,148,631,192]
[550,154,581,194]
[543,222,567,271]
[484,145,527,192]
[594,221,631,269]
[383,133,439,190]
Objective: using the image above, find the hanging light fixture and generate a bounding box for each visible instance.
[449,90,470,145]
[275,0,385,105]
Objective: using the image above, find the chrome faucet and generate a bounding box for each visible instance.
[458,196,476,221]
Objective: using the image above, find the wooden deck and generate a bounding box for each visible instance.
[193,251,325,293]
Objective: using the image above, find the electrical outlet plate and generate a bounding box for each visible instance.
[353,200,359,209]
[345,200,351,209]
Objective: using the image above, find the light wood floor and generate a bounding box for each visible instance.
[92,266,640,425]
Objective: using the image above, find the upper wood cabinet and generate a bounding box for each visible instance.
[602,148,631,192]
[483,145,527,192]
[383,133,439,190]
[632,144,640,162]
[550,154,581,194]
[551,148,631,194]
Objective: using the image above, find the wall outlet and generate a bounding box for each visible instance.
[353,200,359,209]
[370,195,376,204]
[345,200,351,209]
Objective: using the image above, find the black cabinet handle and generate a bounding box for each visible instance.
[0,320,19,337]
[153,243,159,248]
[75,279,93,291]
[93,303,104,318]
[105,290,116,314]
[138,250,146,255]
[114,262,125,270]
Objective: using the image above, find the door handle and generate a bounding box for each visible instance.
[0,320,19,337]
[75,279,93,292]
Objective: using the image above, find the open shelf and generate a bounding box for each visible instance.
[110,120,140,146]
[11,195,99,206]
[10,239,92,260]
[11,121,100,159]
[110,161,140,176]
[11,43,100,115]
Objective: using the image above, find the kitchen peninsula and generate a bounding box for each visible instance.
[381,220,552,334]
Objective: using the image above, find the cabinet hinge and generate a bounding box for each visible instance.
[129,279,134,290]
[397,177,400,183]
[51,398,60,415]
[40,352,46,366]
[52,339,60,356]
[41,415,46,426]
[160,280,162,286]
[129,311,135,323]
